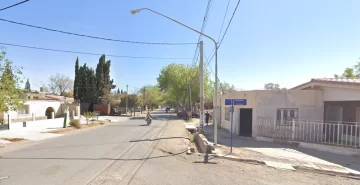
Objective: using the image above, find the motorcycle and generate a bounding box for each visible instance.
[146,118,152,125]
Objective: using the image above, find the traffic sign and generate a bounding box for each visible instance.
[225,99,232,105]
[234,99,247,105]
[225,99,247,106]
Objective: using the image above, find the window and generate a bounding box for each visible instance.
[276,108,298,125]
[28,96,30,99]
[356,107,360,122]
[225,107,230,121]
[17,105,29,115]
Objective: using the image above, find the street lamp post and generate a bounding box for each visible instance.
[131,8,218,144]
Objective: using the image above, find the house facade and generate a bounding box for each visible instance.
[217,78,360,148]
[0,92,78,123]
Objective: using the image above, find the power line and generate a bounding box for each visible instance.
[0,0,29,12]
[191,0,213,65]
[0,18,197,45]
[217,0,231,42]
[0,42,193,60]
[205,0,241,68]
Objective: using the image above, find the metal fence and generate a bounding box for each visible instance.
[257,117,360,148]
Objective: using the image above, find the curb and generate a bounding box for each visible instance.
[213,154,265,165]
[211,153,360,178]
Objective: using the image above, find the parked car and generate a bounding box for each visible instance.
[177,111,199,119]
[135,107,141,112]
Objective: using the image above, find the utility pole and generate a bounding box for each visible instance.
[143,87,146,111]
[126,84,128,115]
[189,83,192,112]
[188,81,191,112]
[199,41,204,132]
[186,77,189,111]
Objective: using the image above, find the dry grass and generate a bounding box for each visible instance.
[0,137,26,142]
[43,127,76,134]
[43,120,107,134]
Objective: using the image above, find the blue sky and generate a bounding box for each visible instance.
[1,0,360,92]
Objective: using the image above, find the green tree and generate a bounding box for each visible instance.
[117,88,120,94]
[96,55,114,104]
[74,57,79,100]
[139,85,163,110]
[86,68,97,102]
[0,47,25,112]
[119,94,140,109]
[25,78,31,92]
[157,63,212,110]
[334,67,357,78]
[264,83,281,90]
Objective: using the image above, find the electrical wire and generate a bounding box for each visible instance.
[191,0,213,65]
[206,0,241,67]
[0,42,193,60]
[217,0,231,42]
[0,18,197,45]
[0,0,29,12]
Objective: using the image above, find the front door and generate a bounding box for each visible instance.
[239,108,253,137]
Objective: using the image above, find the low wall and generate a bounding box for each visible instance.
[194,133,212,153]
[9,118,67,131]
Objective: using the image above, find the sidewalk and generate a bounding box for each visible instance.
[0,116,129,144]
[201,124,360,175]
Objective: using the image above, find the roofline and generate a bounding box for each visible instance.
[290,78,360,90]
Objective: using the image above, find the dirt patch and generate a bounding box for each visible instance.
[156,120,191,156]
[43,127,76,134]
[0,137,26,142]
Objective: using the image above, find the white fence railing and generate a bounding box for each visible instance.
[257,117,360,149]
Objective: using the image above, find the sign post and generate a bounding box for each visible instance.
[225,98,247,153]
[230,99,234,153]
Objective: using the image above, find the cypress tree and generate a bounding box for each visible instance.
[74,57,79,100]
[25,79,31,92]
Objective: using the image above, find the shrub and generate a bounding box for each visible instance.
[83,112,95,124]
[70,119,81,129]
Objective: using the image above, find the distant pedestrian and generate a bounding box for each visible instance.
[205,111,210,125]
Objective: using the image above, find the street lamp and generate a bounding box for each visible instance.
[131,8,219,144]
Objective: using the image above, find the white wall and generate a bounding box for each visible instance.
[322,87,360,101]
[218,90,324,137]
[4,101,62,119]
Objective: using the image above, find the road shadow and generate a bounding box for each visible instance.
[203,125,360,172]
[130,136,190,142]
[0,150,188,161]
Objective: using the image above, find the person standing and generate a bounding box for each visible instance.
[205,111,210,125]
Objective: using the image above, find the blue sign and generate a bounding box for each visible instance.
[225,99,247,106]
[225,99,232,105]
[234,99,247,105]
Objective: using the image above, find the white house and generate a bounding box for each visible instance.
[217,78,360,148]
[0,91,78,123]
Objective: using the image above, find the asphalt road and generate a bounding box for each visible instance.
[0,112,358,185]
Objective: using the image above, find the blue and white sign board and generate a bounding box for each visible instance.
[234,99,247,105]
[225,99,247,106]
[225,99,232,106]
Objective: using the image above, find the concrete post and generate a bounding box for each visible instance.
[51,112,55,119]
[66,111,70,126]
[292,119,295,141]
[72,110,75,119]
[7,114,11,130]
[77,105,80,119]
[32,113,35,121]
